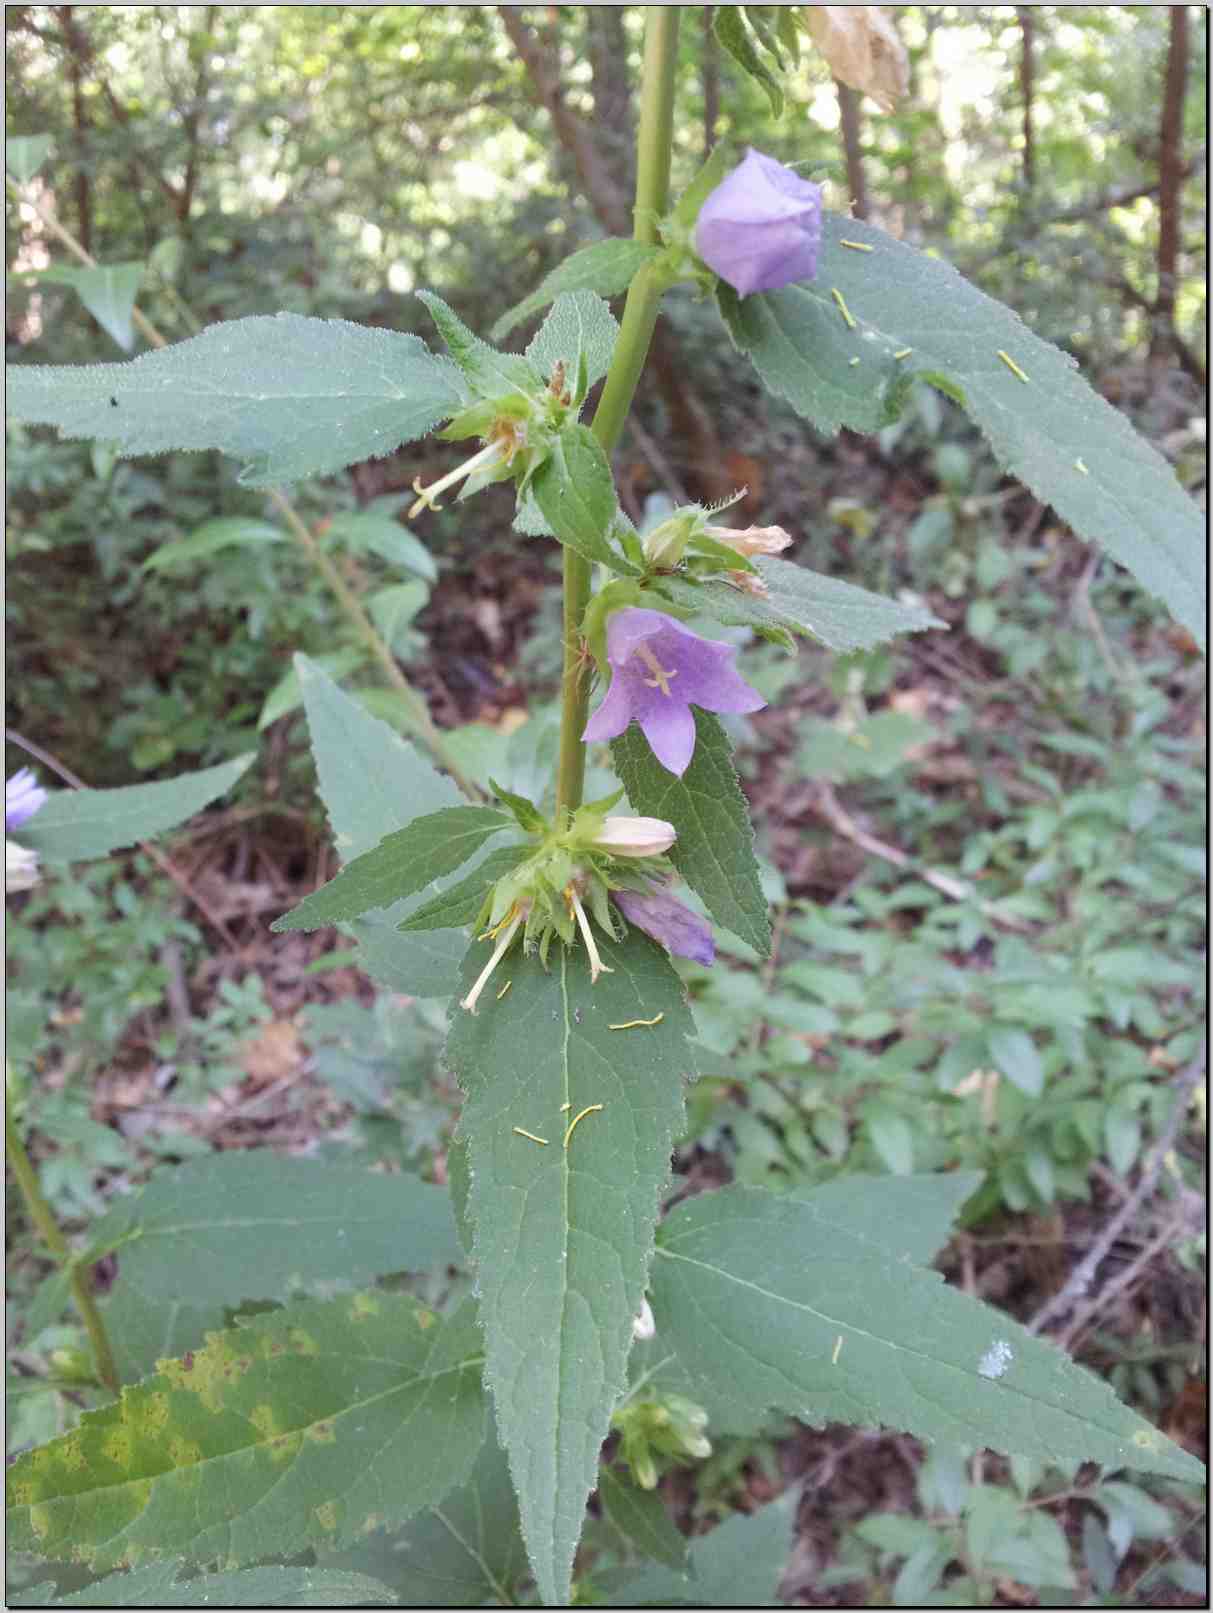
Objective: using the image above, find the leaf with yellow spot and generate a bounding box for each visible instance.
[6,1294,487,1572]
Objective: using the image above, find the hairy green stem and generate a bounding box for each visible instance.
[6,1106,120,1395]
[6,172,475,796]
[554,5,682,816]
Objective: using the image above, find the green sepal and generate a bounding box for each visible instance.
[397,844,533,933]
[489,778,549,835]
[615,515,648,572]
[671,141,735,230]
[417,289,540,400]
[582,578,656,680]
[682,532,760,576]
[272,805,514,932]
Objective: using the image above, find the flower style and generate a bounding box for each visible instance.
[409,415,528,518]
[694,148,823,297]
[582,607,765,777]
[613,880,715,966]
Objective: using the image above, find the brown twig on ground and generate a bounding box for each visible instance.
[812,781,1033,931]
[1028,1038,1206,1337]
[626,412,691,507]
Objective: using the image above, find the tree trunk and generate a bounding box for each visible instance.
[178,6,218,233]
[702,5,720,160]
[1016,6,1036,197]
[586,6,635,204]
[1153,4,1189,359]
[836,80,868,220]
[57,5,93,253]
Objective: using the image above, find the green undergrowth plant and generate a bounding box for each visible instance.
[5,8,1205,1607]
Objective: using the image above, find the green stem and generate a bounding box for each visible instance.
[6,172,475,797]
[6,1106,120,1395]
[554,5,682,816]
[266,491,479,796]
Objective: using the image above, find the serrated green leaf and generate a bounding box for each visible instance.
[608,1492,794,1606]
[142,516,285,573]
[792,1173,983,1268]
[490,241,661,341]
[5,1296,487,1571]
[657,561,943,653]
[489,776,549,833]
[19,753,255,863]
[864,1103,915,1174]
[714,6,785,114]
[531,421,631,571]
[258,649,366,732]
[445,930,693,1607]
[363,1427,529,1607]
[5,315,467,487]
[399,844,533,932]
[651,1186,1205,1484]
[69,263,145,352]
[30,1153,462,1381]
[986,1025,1044,1097]
[417,290,539,398]
[718,214,1206,647]
[295,656,468,997]
[15,263,145,351]
[7,134,53,184]
[598,1467,690,1572]
[525,291,619,396]
[11,1563,396,1607]
[273,806,514,932]
[324,510,437,582]
[611,710,771,956]
[124,1153,457,1334]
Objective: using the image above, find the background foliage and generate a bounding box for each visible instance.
[6,5,1206,1606]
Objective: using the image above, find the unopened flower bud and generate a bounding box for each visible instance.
[632,1297,657,1341]
[695,149,823,296]
[642,513,696,569]
[593,816,677,859]
[6,840,39,893]
[702,522,792,557]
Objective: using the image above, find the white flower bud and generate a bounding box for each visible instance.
[632,1297,656,1341]
[702,523,793,557]
[6,840,39,893]
[592,816,677,858]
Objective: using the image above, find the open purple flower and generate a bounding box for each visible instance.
[6,769,46,832]
[613,882,715,966]
[581,607,765,776]
[695,148,823,297]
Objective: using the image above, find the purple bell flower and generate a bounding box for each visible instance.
[613,882,715,967]
[695,148,823,297]
[6,769,46,832]
[581,607,765,777]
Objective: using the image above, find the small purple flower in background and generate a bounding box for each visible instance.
[695,148,823,297]
[613,881,715,966]
[582,607,765,776]
[6,769,46,832]
[6,768,47,894]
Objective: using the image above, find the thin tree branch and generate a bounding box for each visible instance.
[1029,1039,1206,1336]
